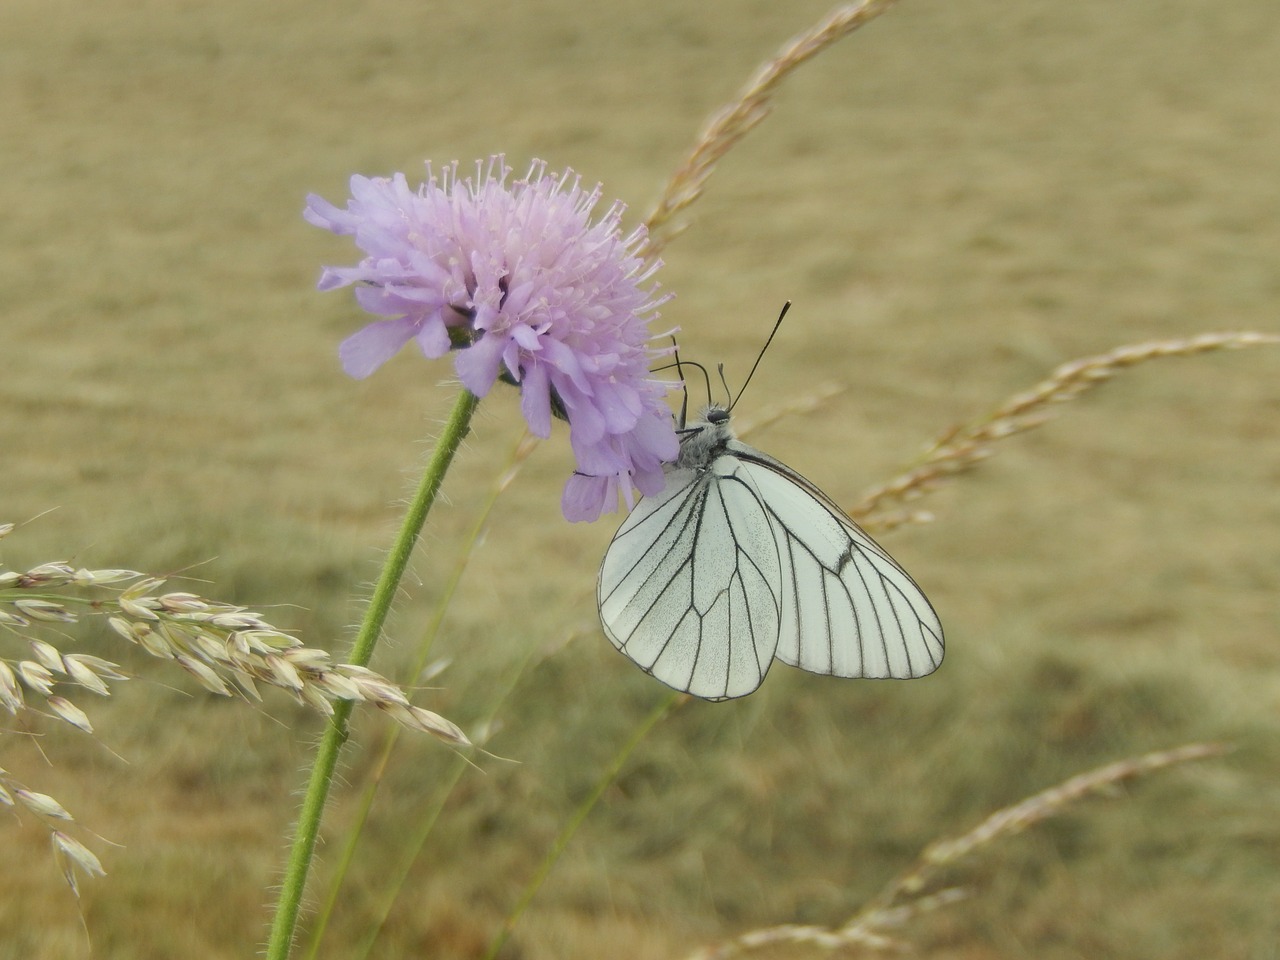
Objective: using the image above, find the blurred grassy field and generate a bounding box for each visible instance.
[2,0,1279,957]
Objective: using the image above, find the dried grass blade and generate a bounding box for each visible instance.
[684,743,1226,959]
[849,742,1229,930]
[852,332,1280,528]
[642,0,900,259]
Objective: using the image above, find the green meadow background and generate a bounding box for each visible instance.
[3,0,1279,957]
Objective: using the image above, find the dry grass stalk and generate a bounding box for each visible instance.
[682,742,1226,959]
[682,921,901,960]
[2,538,469,893]
[640,0,900,260]
[845,742,1229,940]
[0,548,468,748]
[852,331,1280,530]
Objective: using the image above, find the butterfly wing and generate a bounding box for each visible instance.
[729,440,945,680]
[597,458,783,700]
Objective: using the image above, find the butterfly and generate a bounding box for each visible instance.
[596,313,944,700]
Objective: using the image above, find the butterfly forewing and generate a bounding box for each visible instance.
[733,446,944,679]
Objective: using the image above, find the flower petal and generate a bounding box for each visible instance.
[414,315,452,359]
[561,473,614,522]
[338,318,420,379]
[453,332,508,397]
[519,362,553,438]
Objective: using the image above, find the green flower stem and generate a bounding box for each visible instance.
[265,388,482,960]
[305,432,534,960]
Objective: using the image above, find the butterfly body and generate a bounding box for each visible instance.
[598,404,944,700]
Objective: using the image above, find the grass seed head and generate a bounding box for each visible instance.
[15,788,74,822]
[0,661,24,713]
[13,598,76,623]
[29,638,67,674]
[47,696,93,733]
[63,655,121,696]
[17,660,56,696]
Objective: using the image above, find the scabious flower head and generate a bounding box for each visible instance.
[305,157,679,521]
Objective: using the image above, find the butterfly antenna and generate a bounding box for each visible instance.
[669,336,714,429]
[670,335,689,429]
[729,300,791,412]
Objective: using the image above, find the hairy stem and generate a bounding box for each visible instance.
[264,388,481,960]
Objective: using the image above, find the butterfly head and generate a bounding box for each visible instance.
[674,404,735,471]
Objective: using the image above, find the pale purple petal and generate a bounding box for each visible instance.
[633,464,666,498]
[303,193,357,234]
[452,333,507,397]
[632,406,681,463]
[353,285,423,316]
[557,382,607,446]
[338,319,421,379]
[561,473,614,522]
[414,316,452,359]
[567,431,630,477]
[591,379,645,433]
[539,338,591,395]
[519,362,553,438]
[509,323,542,352]
[316,265,365,291]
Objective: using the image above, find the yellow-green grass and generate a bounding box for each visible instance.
[2,0,1278,957]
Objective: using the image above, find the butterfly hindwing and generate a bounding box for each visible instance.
[597,456,783,700]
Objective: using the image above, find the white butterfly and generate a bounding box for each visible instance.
[597,401,944,701]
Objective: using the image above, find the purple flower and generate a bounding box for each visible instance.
[305,157,679,522]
